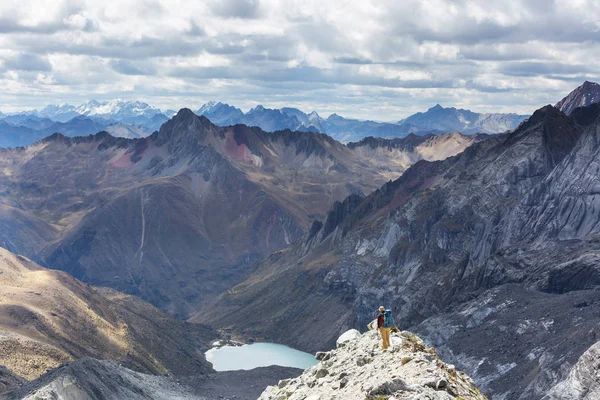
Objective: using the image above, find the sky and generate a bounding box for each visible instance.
[0,0,599,120]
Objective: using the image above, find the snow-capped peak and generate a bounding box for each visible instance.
[73,99,161,118]
[197,101,220,114]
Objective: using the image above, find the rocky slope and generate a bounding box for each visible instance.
[1,358,301,400]
[556,81,600,116]
[544,340,600,399]
[204,103,600,399]
[0,246,215,382]
[0,367,24,395]
[260,329,486,400]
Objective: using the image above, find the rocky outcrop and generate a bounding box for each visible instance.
[2,358,193,400]
[260,329,486,400]
[544,341,600,400]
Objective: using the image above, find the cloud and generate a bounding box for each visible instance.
[499,61,594,77]
[209,0,262,19]
[2,53,52,71]
[110,60,157,76]
[0,0,599,119]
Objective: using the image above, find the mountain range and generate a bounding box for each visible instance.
[23,99,175,123]
[0,99,528,148]
[0,110,477,319]
[196,101,528,142]
[0,101,173,148]
[197,84,600,399]
[2,81,600,399]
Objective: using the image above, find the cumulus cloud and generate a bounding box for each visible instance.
[0,0,598,119]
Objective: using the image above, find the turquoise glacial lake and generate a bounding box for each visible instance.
[205,342,318,371]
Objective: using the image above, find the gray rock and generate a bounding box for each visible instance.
[315,369,329,379]
[339,377,349,389]
[544,340,600,399]
[336,329,361,348]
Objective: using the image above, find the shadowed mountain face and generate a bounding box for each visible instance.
[0,246,215,383]
[202,104,600,399]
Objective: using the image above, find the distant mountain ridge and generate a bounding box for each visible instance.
[30,99,172,122]
[196,102,528,142]
[398,104,528,134]
[7,82,600,149]
[0,100,175,147]
[5,82,600,148]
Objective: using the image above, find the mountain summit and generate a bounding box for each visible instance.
[555,81,600,115]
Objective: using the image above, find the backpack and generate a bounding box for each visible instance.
[383,309,394,328]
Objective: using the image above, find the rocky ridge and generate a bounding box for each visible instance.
[347,132,486,180]
[260,329,486,400]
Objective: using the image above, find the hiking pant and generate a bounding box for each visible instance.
[380,327,391,349]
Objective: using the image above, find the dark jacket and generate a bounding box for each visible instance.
[377,312,384,328]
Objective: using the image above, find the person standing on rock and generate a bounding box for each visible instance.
[377,306,391,350]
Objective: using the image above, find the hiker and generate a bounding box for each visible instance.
[377,305,393,350]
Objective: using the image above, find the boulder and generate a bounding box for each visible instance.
[336,329,361,348]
